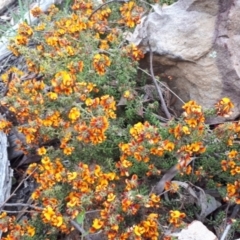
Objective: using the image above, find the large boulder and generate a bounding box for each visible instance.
[128,0,240,118]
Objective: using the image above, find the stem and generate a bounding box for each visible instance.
[70,220,92,240]
[148,43,172,120]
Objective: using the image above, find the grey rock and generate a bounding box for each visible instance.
[129,0,240,118]
[0,0,15,15]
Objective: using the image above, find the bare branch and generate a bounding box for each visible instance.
[2,203,43,210]
[148,42,172,120]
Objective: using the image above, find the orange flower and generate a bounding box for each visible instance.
[15,35,28,45]
[63,146,75,155]
[164,181,179,193]
[99,40,109,50]
[126,44,144,61]
[121,198,132,212]
[93,54,111,75]
[185,118,198,128]
[221,160,228,171]
[18,22,33,37]
[31,7,43,17]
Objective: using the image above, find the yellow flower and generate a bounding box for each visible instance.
[107,193,116,202]
[92,219,104,230]
[0,212,7,219]
[170,210,186,219]
[228,150,238,159]
[26,225,35,237]
[37,147,47,156]
[133,225,145,236]
[67,172,78,181]
[99,40,109,50]
[42,206,55,221]
[123,90,131,98]
[163,141,175,151]
[150,194,160,203]
[31,190,41,200]
[41,156,50,165]
[68,107,80,122]
[130,122,144,137]
[169,210,186,227]
[47,92,58,100]
[182,126,190,134]
[52,215,63,227]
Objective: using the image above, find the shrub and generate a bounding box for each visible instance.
[0,0,239,239]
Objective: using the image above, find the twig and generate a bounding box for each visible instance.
[1,210,37,213]
[148,43,173,120]
[2,203,43,210]
[0,167,37,209]
[70,220,92,240]
[88,0,129,20]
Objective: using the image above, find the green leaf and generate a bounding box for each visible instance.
[76,211,85,225]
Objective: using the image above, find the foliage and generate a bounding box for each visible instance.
[0,0,239,239]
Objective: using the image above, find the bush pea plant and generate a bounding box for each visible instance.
[0,0,239,239]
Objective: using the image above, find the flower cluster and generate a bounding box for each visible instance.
[119,1,144,28]
[117,121,174,176]
[221,150,240,204]
[0,212,35,239]
[132,213,159,239]
[182,100,205,129]
[25,160,161,239]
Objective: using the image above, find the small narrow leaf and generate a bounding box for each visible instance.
[76,210,85,225]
